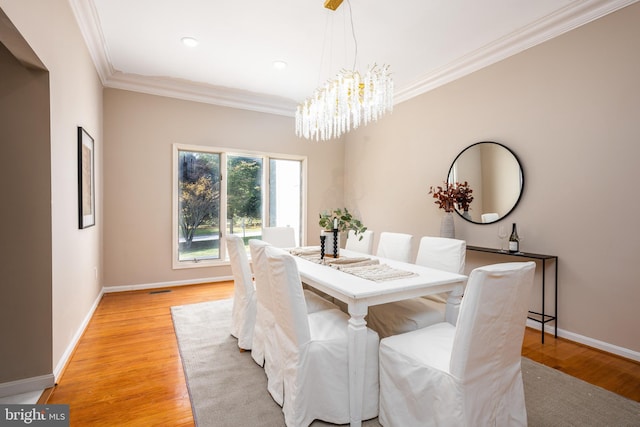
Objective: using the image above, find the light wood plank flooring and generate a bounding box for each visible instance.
[45,281,640,425]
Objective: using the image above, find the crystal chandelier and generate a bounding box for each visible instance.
[295,0,393,141]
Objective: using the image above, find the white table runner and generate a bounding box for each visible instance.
[290,247,418,282]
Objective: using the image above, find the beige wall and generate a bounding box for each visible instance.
[345,3,640,353]
[0,39,51,384]
[103,89,344,287]
[0,0,103,383]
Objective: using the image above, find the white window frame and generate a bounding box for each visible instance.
[172,143,307,269]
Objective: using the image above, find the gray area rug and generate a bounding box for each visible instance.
[171,299,640,427]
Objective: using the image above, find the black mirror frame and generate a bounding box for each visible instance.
[447,141,525,224]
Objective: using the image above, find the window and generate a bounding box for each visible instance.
[227,154,263,242]
[269,158,302,243]
[176,150,221,263]
[173,145,306,268]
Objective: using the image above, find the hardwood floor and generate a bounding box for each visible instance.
[45,281,640,425]
[522,327,640,402]
[46,283,233,426]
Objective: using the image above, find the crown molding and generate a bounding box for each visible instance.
[395,0,639,103]
[69,0,296,116]
[106,71,298,117]
[68,0,114,84]
[70,0,638,116]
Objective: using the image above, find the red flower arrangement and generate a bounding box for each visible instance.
[429,181,474,213]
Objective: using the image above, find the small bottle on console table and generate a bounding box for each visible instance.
[509,223,520,253]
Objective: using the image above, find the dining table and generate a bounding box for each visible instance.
[292,248,468,427]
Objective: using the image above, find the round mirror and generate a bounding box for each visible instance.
[447,142,524,224]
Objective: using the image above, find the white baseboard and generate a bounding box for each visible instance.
[526,319,640,362]
[2,288,105,399]
[0,374,54,399]
[53,287,105,379]
[102,276,232,293]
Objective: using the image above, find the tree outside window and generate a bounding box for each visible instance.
[174,145,305,267]
[178,151,220,261]
[227,155,262,237]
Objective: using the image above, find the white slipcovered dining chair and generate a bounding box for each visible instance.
[265,245,380,426]
[262,226,296,248]
[248,239,282,404]
[376,232,413,263]
[226,234,257,351]
[249,239,337,406]
[482,212,500,223]
[378,261,536,427]
[345,229,375,254]
[247,239,276,367]
[367,236,466,338]
[415,235,466,315]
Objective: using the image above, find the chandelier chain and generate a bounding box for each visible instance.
[346,0,358,71]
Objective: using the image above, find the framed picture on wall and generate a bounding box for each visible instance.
[78,126,95,229]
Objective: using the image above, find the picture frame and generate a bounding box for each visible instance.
[78,126,95,229]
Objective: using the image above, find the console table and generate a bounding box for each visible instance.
[467,246,558,343]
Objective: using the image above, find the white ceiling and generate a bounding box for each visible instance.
[69,0,635,116]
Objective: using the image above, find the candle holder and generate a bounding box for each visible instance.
[320,235,326,260]
[332,228,339,258]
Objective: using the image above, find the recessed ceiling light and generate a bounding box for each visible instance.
[273,60,287,70]
[181,37,198,47]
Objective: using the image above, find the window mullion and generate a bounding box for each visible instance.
[263,156,270,229]
[220,152,228,260]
